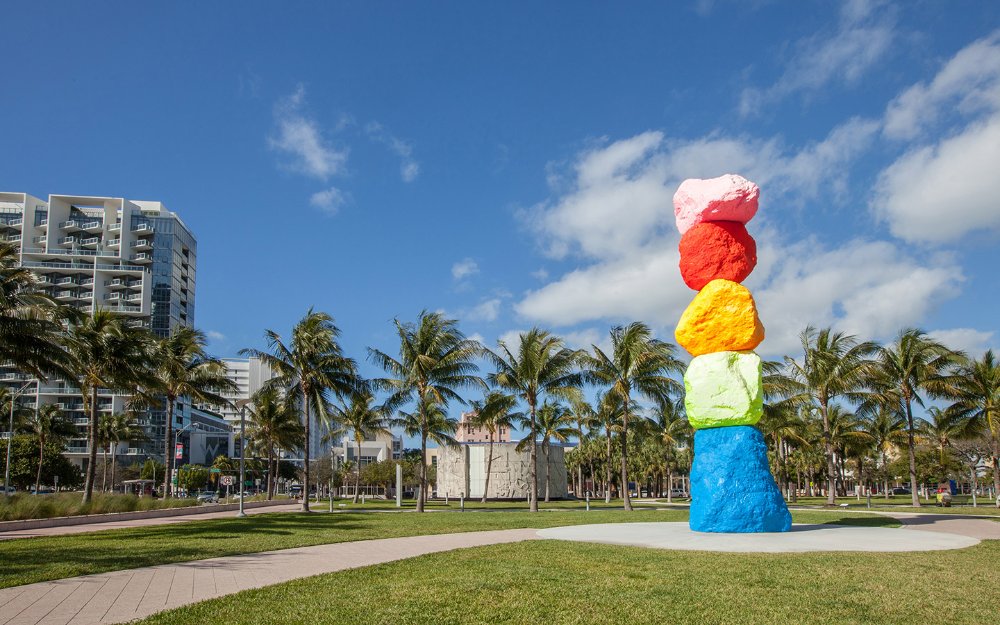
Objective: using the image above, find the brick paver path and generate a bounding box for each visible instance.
[0,528,538,625]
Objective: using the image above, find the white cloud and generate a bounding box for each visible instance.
[515,129,965,358]
[927,328,995,357]
[451,258,479,281]
[872,113,1000,243]
[206,330,226,341]
[269,85,348,180]
[739,1,895,116]
[366,122,420,182]
[309,187,348,215]
[531,268,549,281]
[467,298,502,323]
[883,30,1000,140]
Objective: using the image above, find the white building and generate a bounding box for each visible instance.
[0,191,207,468]
[335,431,403,467]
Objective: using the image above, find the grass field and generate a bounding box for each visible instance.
[0,509,897,589]
[135,538,1000,625]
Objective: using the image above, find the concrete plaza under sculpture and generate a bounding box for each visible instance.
[674,174,791,533]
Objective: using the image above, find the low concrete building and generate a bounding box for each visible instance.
[436,441,568,500]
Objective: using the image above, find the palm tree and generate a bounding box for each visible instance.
[646,395,690,502]
[567,398,599,497]
[0,242,72,378]
[64,310,153,504]
[328,391,392,503]
[826,405,872,496]
[147,326,237,498]
[946,349,1000,501]
[865,329,961,506]
[921,407,972,474]
[468,391,522,502]
[486,328,581,512]
[243,309,359,512]
[593,391,625,503]
[102,412,145,494]
[581,322,683,511]
[394,397,459,500]
[860,407,906,498]
[516,401,576,502]
[369,311,482,512]
[772,326,878,505]
[20,404,75,494]
[245,385,304,499]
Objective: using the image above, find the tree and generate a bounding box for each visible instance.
[517,401,577,502]
[486,328,581,512]
[581,322,683,511]
[646,396,690,502]
[772,326,878,505]
[328,391,392,503]
[243,309,359,512]
[946,349,1000,504]
[98,412,146,494]
[920,407,973,475]
[394,397,458,500]
[63,310,154,504]
[144,326,236,499]
[468,391,522,502]
[0,242,72,378]
[19,404,75,494]
[593,391,625,503]
[865,329,961,506]
[176,464,209,493]
[244,385,304,499]
[0,435,81,491]
[140,458,164,483]
[369,311,482,512]
[862,407,907,498]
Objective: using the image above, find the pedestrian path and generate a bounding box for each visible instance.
[0,504,302,541]
[0,528,539,625]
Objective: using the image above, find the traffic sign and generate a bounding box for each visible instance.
[221,476,235,486]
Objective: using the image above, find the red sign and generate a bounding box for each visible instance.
[175,443,184,460]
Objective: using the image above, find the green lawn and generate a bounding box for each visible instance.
[322,497,655,511]
[136,538,1000,625]
[0,509,896,589]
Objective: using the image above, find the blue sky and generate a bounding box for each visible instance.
[3,2,1000,427]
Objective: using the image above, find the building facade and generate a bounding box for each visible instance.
[435,441,568,500]
[0,191,202,467]
[454,410,512,443]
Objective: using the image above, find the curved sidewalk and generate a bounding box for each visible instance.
[0,528,539,625]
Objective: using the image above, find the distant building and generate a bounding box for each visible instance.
[454,411,511,443]
[436,441,568,500]
[334,431,402,467]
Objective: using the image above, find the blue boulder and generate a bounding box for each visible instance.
[689,425,791,533]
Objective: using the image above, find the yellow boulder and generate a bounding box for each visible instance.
[675,279,765,356]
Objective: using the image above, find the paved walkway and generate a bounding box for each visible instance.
[0,504,302,541]
[0,528,539,625]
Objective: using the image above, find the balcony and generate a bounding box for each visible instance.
[57,236,78,246]
[125,292,143,302]
[54,276,76,286]
[35,275,54,286]
[108,222,122,232]
[60,219,81,232]
[108,303,142,314]
[130,252,153,264]
[104,292,123,301]
[126,319,150,329]
[131,223,153,234]
[130,238,153,250]
[1,234,22,243]
[105,238,121,248]
[81,221,103,233]
[0,217,24,229]
[79,277,94,286]
[55,290,77,300]
[39,218,48,228]
[80,237,101,248]
[105,278,126,289]
[32,235,47,245]
[127,280,142,289]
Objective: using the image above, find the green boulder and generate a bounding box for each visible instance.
[684,350,763,429]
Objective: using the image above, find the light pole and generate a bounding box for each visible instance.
[4,380,35,495]
[235,399,251,518]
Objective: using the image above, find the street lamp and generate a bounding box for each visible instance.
[4,380,35,495]
[235,399,251,518]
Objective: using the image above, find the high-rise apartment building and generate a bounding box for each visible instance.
[0,191,215,468]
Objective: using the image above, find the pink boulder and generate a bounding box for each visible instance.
[673,174,760,235]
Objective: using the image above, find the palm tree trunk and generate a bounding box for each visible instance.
[666,466,673,503]
[821,403,836,505]
[577,465,582,499]
[621,399,632,512]
[82,386,99,505]
[35,433,45,495]
[904,397,920,507]
[605,430,612,504]
[991,435,999,507]
[102,445,108,492]
[163,397,175,498]
[417,430,427,513]
[353,437,362,504]
[111,443,118,494]
[482,431,494,504]
[302,397,311,512]
[543,442,551,503]
[266,448,274,500]
[529,402,538,513]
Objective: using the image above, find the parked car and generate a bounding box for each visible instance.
[891,487,911,495]
[669,489,687,498]
[197,491,219,503]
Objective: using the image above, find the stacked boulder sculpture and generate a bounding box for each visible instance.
[673,174,791,533]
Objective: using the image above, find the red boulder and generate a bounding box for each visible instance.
[678,221,757,291]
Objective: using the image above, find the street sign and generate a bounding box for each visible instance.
[210,468,221,474]
[174,443,183,460]
[221,475,234,486]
